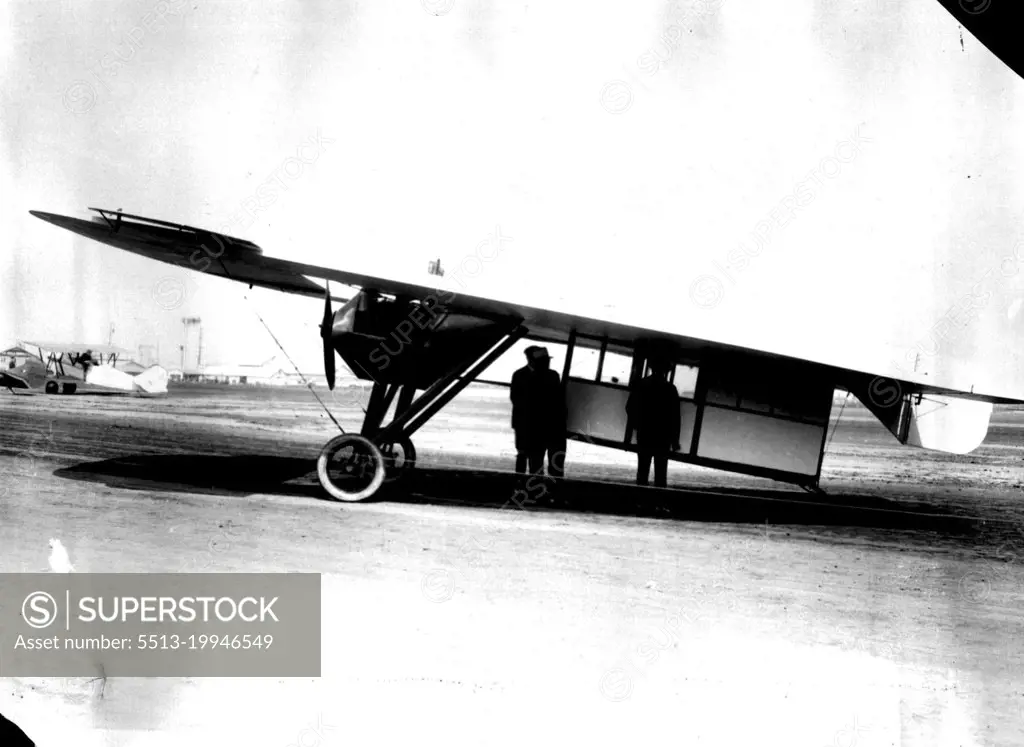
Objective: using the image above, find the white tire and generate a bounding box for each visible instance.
[316,434,386,502]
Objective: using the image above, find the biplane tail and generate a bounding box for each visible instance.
[132,365,169,394]
[83,362,169,395]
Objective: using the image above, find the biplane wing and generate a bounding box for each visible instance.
[21,341,131,357]
[28,207,1024,500]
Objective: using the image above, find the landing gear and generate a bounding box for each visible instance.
[380,437,416,483]
[312,319,527,502]
[316,434,385,502]
[61,383,77,395]
[316,435,415,501]
[44,381,59,394]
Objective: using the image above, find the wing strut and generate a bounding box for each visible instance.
[374,323,528,445]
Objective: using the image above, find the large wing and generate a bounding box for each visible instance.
[30,207,1024,406]
[30,208,341,302]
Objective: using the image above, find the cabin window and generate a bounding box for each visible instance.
[598,351,633,386]
[568,346,600,380]
[672,364,699,400]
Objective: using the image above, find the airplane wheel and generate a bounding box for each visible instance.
[380,438,416,483]
[62,383,77,395]
[44,381,59,394]
[316,433,386,502]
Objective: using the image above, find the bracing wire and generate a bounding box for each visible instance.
[243,293,345,435]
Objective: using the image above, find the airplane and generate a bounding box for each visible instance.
[1,339,169,396]
[26,206,1024,503]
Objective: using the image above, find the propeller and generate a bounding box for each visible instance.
[321,281,336,390]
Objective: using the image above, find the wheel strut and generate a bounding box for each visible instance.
[315,324,526,502]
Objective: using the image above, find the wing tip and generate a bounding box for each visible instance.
[28,209,73,228]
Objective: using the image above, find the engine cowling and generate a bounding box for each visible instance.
[327,291,508,389]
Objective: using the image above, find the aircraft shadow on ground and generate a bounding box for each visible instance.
[54,455,322,500]
[52,454,983,539]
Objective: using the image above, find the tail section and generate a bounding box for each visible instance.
[132,365,169,394]
[849,377,992,455]
[901,394,992,455]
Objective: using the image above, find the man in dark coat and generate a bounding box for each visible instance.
[510,345,566,477]
[626,357,681,487]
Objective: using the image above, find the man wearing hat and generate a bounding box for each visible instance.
[626,356,681,488]
[510,345,566,478]
[78,349,94,378]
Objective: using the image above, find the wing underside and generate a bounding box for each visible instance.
[29,208,1024,409]
[30,209,332,301]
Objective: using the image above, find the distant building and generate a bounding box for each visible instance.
[0,346,35,369]
[197,362,271,385]
[184,356,330,387]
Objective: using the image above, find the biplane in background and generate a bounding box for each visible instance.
[1,339,168,396]
[28,207,1024,502]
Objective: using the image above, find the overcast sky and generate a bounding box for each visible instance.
[2,0,1022,395]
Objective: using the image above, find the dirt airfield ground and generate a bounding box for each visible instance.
[2,382,1024,746]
